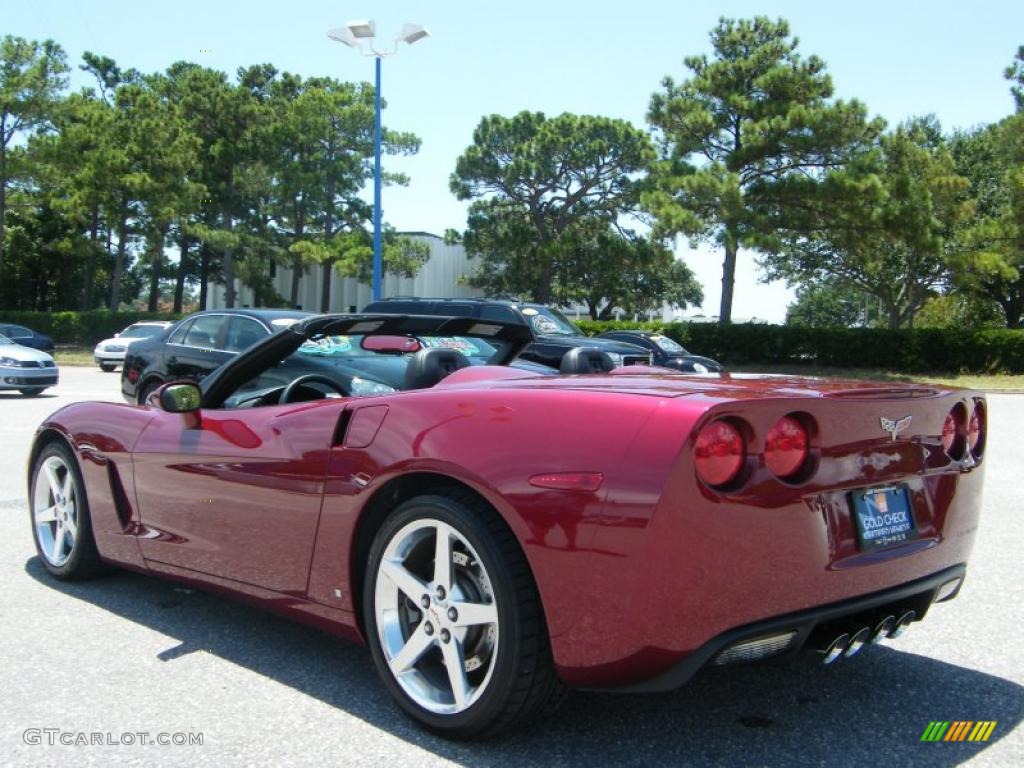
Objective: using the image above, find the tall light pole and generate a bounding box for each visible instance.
[328,20,430,302]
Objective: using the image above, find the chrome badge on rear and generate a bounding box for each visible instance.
[880,415,912,441]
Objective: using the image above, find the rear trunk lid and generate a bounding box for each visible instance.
[492,371,950,402]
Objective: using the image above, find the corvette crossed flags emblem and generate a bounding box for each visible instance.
[880,415,912,441]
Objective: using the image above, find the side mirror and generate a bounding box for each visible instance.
[156,382,202,427]
[361,335,421,354]
[114,332,120,338]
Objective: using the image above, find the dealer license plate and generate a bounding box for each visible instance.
[851,485,916,551]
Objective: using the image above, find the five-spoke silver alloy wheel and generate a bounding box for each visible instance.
[374,518,500,715]
[33,455,79,567]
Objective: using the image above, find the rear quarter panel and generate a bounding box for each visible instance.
[306,387,698,641]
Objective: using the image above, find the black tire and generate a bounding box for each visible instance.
[28,440,107,580]
[99,363,116,372]
[363,490,565,739]
[19,387,46,396]
[138,378,162,405]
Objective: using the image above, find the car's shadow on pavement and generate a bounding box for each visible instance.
[0,393,57,400]
[25,557,1022,767]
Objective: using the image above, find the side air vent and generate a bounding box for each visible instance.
[333,408,354,447]
[107,462,134,529]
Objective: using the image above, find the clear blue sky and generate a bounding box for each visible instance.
[7,0,1024,320]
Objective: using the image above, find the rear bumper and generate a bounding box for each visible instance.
[549,394,985,689]
[609,564,965,692]
[553,470,982,688]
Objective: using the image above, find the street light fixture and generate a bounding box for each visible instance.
[327,18,430,302]
[346,19,377,39]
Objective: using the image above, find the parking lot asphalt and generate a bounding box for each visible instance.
[0,367,1021,767]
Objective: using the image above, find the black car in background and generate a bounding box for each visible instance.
[597,330,723,372]
[121,309,311,403]
[362,298,651,369]
[0,323,54,353]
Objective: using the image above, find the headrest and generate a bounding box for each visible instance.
[559,347,616,374]
[403,348,470,390]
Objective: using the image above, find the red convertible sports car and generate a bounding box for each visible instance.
[28,313,986,738]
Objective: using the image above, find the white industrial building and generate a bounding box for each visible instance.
[205,231,720,322]
[206,232,483,312]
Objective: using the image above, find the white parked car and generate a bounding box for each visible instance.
[0,334,59,396]
[94,321,172,372]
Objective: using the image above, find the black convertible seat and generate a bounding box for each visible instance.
[403,348,470,389]
[559,347,616,374]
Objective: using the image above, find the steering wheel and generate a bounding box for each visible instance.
[280,374,348,404]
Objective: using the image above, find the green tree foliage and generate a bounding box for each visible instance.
[450,110,679,314]
[645,16,883,325]
[785,280,867,328]
[1006,45,1024,111]
[763,118,970,328]
[914,293,1005,329]
[0,35,68,282]
[0,41,423,312]
[120,74,202,311]
[944,58,1024,329]
[550,219,703,319]
[268,74,420,311]
[289,227,429,287]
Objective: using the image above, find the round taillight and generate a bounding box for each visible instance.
[968,402,986,458]
[765,415,809,479]
[695,419,745,487]
[943,404,967,459]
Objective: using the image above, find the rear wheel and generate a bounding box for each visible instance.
[29,441,105,579]
[19,387,46,396]
[99,363,116,372]
[363,491,564,739]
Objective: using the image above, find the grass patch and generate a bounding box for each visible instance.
[737,365,1024,392]
[54,346,98,366]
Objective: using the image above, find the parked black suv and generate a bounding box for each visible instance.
[362,298,651,369]
[121,308,311,403]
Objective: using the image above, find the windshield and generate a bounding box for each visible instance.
[224,333,505,408]
[0,334,11,346]
[295,334,498,360]
[120,324,165,339]
[649,334,689,354]
[521,307,582,336]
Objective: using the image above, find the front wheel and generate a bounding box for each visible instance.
[19,387,46,396]
[29,441,106,579]
[363,491,564,739]
[99,363,116,372]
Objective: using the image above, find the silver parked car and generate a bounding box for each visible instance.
[93,321,172,372]
[0,334,59,396]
